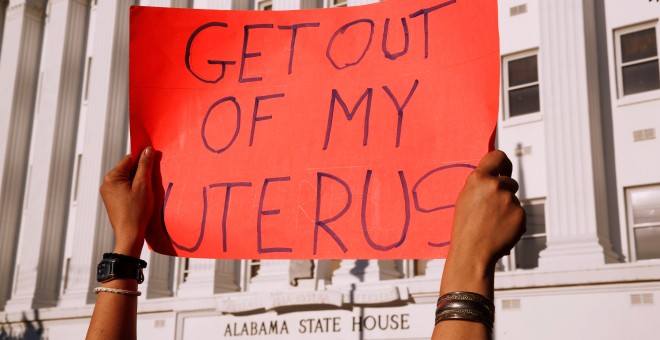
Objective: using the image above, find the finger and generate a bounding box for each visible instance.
[499,154,513,177]
[477,150,513,177]
[106,155,132,180]
[498,176,519,194]
[511,193,521,206]
[133,147,154,189]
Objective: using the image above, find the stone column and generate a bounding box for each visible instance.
[214,260,240,293]
[315,260,336,288]
[537,0,619,270]
[0,1,7,49]
[177,259,216,297]
[331,260,401,285]
[192,0,246,10]
[139,250,174,300]
[58,0,133,306]
[4,0,89,312]
[271,0,301,10]
[140,0,187,7]
[249,260,291,291]
[175,259,238,297]
[0,0,46,311]
[289,260,314,286]
[347,0,379,6]
[130,0,188,302]
[298,0,319,9]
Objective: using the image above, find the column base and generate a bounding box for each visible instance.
[177,280,215,297]
[177,259,216,297]
[58,289,96,307]
[539,238,622,270]
[4,295,57,312]
[214,260,239,293]
[140,250,174,300]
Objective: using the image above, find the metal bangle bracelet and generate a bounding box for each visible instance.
[435,291,495,329]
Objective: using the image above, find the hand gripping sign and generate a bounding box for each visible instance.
[129,0,499,259]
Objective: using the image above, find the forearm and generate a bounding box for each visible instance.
[429,151,523,340]
[86,245,143,340]
[87,278,139,340]
[431,251,495,340]
[88,148,154,339]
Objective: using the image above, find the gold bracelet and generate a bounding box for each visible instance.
[94,287,142,297]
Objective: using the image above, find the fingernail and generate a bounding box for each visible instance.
[143,147,152,158]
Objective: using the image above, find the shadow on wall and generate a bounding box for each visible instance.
[349,260,369,281]
[516,142,527,201]
[0,310,44,340]
[348,283,365,340]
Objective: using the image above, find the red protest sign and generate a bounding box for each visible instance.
[129,0,499,259]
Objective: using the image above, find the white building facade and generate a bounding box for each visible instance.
[0,0,659,339]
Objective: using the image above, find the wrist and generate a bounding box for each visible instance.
[100,277,139,291]
[440,249,495,299]
[113,241,144,258]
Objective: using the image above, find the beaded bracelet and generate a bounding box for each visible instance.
[94,287,142,297]
[435,291,495,330]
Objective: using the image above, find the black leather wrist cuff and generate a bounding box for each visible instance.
[103,252,147,268]
[97,258,145,284]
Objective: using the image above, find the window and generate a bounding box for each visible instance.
[83,57,92,101]
[256,0,272,10]
[515,200,546,269]
[509,4,527,16]
[500,199,546,270]
[325,0,347,8]
[179,257,190,283]
[503,51,540,119]
[236,260,262,291]
[615,23,660,97]
[626,185,660,261]
[248,259,260,278]
[400,259,427,278]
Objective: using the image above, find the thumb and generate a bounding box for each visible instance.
[133,147,154,189]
